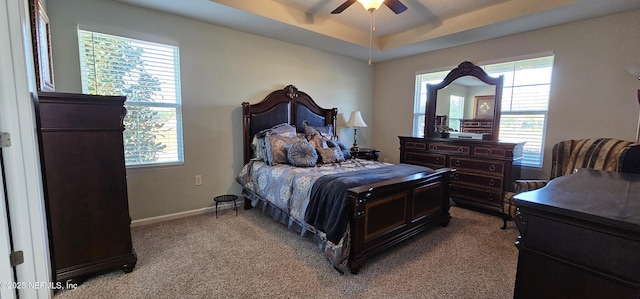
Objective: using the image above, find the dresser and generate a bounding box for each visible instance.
[399,136,523,217]
[513,169,640,298]
[35,92,137,283]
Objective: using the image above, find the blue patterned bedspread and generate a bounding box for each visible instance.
[236,159,390,227]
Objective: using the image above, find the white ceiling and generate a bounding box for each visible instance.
[116,0,640,63]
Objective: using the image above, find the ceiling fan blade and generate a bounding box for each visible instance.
[331,0,357,14]
[384,0,408,14]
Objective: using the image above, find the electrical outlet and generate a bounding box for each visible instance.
[195,175,202,186]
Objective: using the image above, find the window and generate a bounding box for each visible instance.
[78,29,184,167]
[413,70,449,138]
[483,56,554,167]
[448,95,465,131]
[413,55,554,167]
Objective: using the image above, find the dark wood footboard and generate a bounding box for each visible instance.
[347,168,454,273]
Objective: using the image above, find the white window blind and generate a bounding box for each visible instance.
[78,30,184,167]
[484,56,554,167]
[413,55,554,167]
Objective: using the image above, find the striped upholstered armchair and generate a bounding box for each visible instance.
[502,138,640,229]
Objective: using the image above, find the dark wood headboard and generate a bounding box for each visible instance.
[242,85,337,164]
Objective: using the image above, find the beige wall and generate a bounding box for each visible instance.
[373,9,640,178]
[47,0,373,220]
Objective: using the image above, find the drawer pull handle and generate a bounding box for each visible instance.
[458,147,464,152]
[453,174,460,180]
[454,160,461,167]
[488,179,495,186]
[433,146,438,150]
[489,165,496,171]
[487,149,493,155]
[487,194,494,201]
[434,158,440,164]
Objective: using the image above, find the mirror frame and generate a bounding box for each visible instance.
[424,61,504,141]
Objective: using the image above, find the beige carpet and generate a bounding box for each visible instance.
[54,206,520,299]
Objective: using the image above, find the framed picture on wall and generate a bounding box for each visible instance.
[473,95,495,119]
[30,0,55,91]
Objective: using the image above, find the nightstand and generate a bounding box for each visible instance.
[350,148,380,161]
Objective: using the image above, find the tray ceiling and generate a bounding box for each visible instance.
[116,0,640,63]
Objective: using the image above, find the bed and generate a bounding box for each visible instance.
[237,85,454,273]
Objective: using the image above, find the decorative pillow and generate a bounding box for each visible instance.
[260,123,296,138]
[303,121,334,141]
[287,140,318,167]
[264,134,299,165]
[317,147,345,164]
[251,134,266,160]
[326,140,351,160]
[308,132,329,150]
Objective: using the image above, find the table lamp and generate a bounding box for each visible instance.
[346,111,367,152]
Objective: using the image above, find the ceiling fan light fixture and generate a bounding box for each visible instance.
[357,0,384,11]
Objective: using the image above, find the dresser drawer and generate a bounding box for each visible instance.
[451,185,502,208]
[38,101,125,130]
[404,141,426,150]
[473,146,510,159]
[404,152,446,169]
[523,214,640,283]
[429,143,470,155]
[450,157,505,176]
[452,171,503,191]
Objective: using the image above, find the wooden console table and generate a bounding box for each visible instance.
[513,169,640,298]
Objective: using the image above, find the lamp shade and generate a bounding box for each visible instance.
[357,0,384,11]
[346,111,368,128]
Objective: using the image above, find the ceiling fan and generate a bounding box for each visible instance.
[331,0,408,14]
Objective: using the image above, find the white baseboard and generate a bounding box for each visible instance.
[131,201,238,227]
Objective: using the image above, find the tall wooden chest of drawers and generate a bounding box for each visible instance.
[35,92,137,283]
[399,136,523,217]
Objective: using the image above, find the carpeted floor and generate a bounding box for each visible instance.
[54,205,520,299]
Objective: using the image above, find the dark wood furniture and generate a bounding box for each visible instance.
[241,85,454,273]
[406,61,520,226]
[350,148,380,161]
[460,119,493,134]
[34,92,137,283]
[513,169,640,298]
[425,61,503,141]
[399,136,523,226]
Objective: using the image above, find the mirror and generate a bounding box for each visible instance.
[424,61,503,141]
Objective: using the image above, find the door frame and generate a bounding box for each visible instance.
[0,0,52,298]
